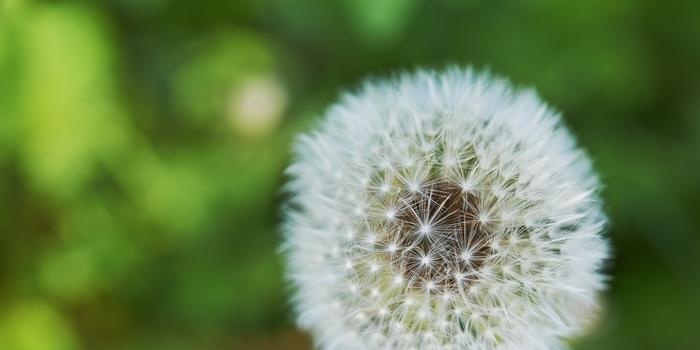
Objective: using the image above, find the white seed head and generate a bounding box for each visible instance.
[283,67,609,350]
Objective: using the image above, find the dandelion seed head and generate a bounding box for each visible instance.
[283,67,609,349]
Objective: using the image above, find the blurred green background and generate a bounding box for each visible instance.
[1,0,699,349]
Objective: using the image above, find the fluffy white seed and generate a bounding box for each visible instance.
[283,67,609,350]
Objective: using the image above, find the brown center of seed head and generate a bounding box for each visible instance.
[388,182,491,293]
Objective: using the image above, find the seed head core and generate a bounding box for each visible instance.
[384,182,492,293]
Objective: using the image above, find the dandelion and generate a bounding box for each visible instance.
[283,67,609,350]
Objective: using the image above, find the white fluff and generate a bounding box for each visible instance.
[283,67,609,350]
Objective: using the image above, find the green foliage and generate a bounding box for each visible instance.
[0,301,79,350]
[0,0,699,349]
